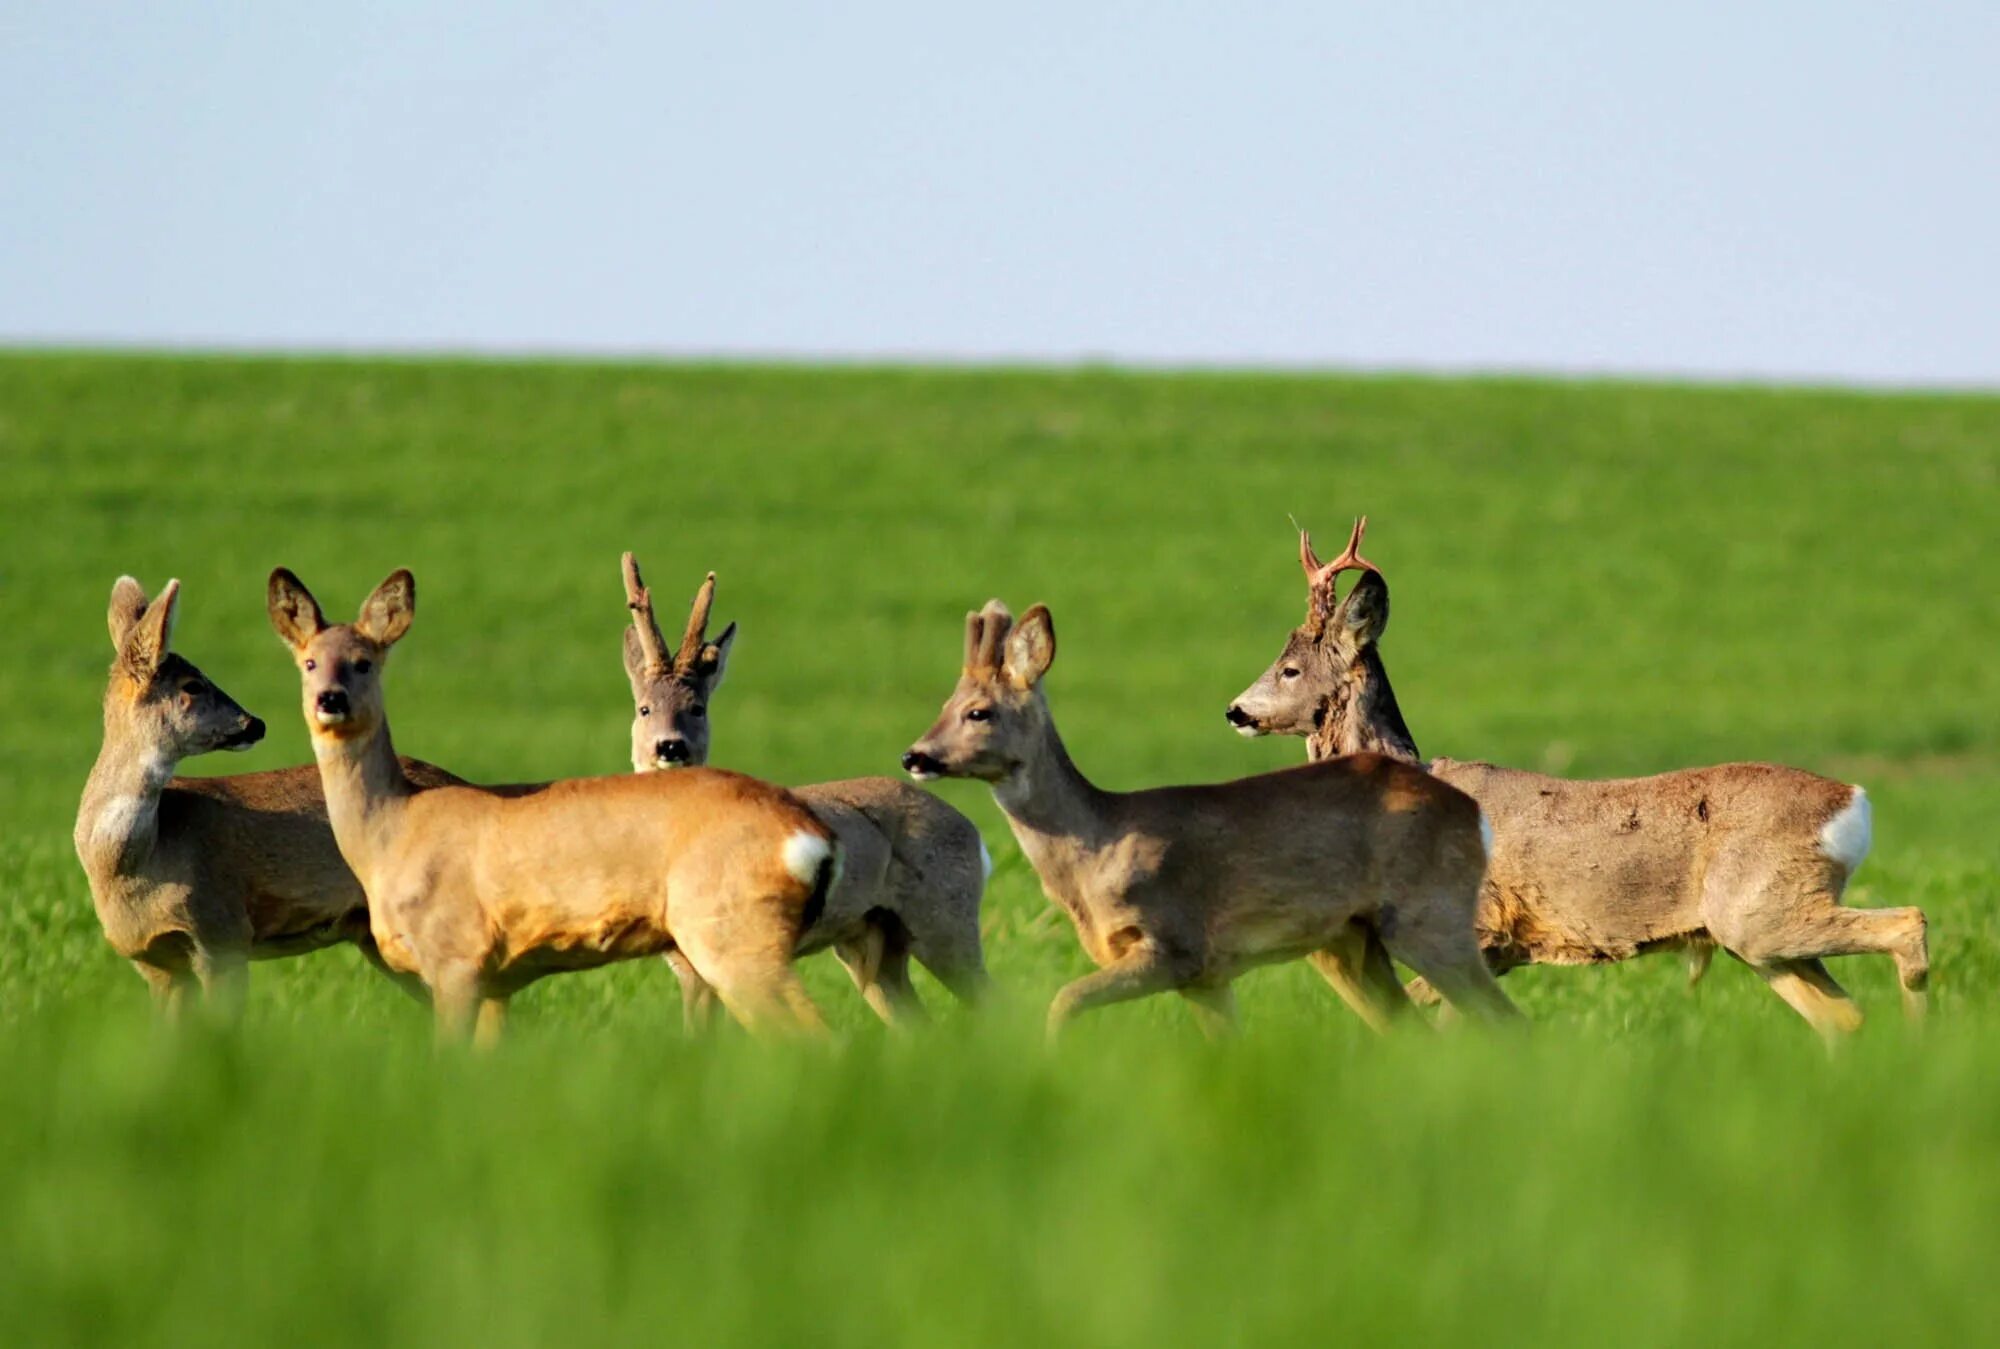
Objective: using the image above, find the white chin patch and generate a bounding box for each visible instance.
[1233,723,1265,739]
[907,768,941,782]
[223,741,255,753]
[314,711,348,727]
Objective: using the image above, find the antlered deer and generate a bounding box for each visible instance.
[1227,517,1927,1038]
[904,600,1520,1038]
[75,575,460,1017]
[267,567,839,1044]
[620,555,988,1028]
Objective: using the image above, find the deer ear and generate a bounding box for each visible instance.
[267,569,326,649]
[107,576,149,652]
[1334,571,1390,649]
[119,578,179,676]
[1003,604,1056,687]
[356,570,416,647]
[700,622,737,694]
[622,625,648,687]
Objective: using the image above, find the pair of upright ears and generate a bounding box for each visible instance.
[266,568,416,649]
[106,577,180,678]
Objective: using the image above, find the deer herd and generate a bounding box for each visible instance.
[74,519,1926,1047]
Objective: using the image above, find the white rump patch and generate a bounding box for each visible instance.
[1818,787,1872,872]
[782,830,834,887]
[1478,812,1495,859]
[978,836,993,883]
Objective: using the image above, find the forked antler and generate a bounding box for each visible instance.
[622,552,671,673]
[676,573,717,671]
[1300,515,1379,589]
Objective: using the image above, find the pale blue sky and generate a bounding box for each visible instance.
[4,3,1994,384]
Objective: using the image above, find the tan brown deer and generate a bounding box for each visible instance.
[620,555,988,1029]
[267,566,840,1044]
[903,599,1520,1038]
[1226,517,1928,1038]
[74,575,462,1017]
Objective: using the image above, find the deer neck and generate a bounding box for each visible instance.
[75,715,177,880]
[310,716,415,874]
[991,700,1112,857]
[1305,648,1423,765]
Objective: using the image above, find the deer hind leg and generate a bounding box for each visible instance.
[663,949,721,1035]
[909,909,991,1009]
[1046,940,1189,1042]
[1718,880,1929,1026]
[1381,899,1524,1026]
[1753,958,1863,1042]
[1309,920,1414,1034]
[676,919,829,1040]
[836,915,929,1030]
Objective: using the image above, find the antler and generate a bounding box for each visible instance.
[675,572,717,671]
[622,552,670,673]
[1300,515,1379,589]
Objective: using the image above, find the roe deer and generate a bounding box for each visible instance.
[903,600,1519,1039]
[267,567,840,1044]
[74,575,461,1017]
[1226,517,1928,1038]
[621,555,988,1029]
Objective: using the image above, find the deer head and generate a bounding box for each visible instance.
[903,600,1056,783]
[102,576,264,760]
[621,553,736,771]
[267,568,413,744]
[1226,515,1398,745]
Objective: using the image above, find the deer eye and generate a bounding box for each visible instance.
[965,707,991,722]
[181,680,207,696]
[303,659,317,672]
[638,706,651,717]
[689,705,706,718]
[353,658,373,675]
[1282,667,1302,680]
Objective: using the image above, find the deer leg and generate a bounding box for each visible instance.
[1684,939,1717,989]
[1046,944,1187,1041]
[1383,910,1524,1026]
[1309,921,1414,1034]
[663,950,721,1035]
[189,947,248,1025]
[429,965,483,1046]
[137,963,193,1021]
[837,923,929,1030]
[472,997,510,1050]
[1729,899,1929,1024]
[910,915,991,1009]
[1179,984,1238,1040]
[1754,959,1864,1042]
[355,936,431,1005]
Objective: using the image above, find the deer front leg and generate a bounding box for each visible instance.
[837,926,930,1031]
[1046,942,1188,1042]
[1178,983,1238,1040]
[1309,920,1413,1034]
[473,996,510,1049]
[663,950,720,1034]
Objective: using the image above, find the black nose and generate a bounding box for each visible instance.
[1225,705,1255,727]
[656,739,691,764]
[316,690,349,715]
[244,717,266,741]
[901,749,943,775]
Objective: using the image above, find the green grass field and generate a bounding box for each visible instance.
[3,353,1997,1345]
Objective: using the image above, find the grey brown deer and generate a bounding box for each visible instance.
[267,566,840,1044]
[1227,517,1927,1038]
[904,599,1520,1038]
[620,555,988,1029]
[75,575,461,1017]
